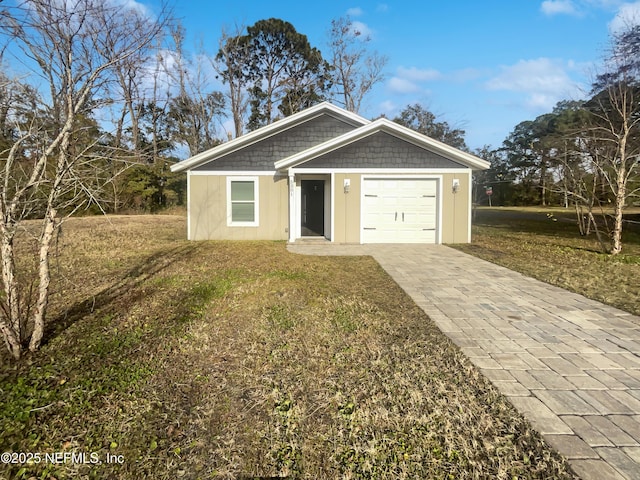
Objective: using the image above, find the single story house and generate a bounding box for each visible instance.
[170,102,490,244]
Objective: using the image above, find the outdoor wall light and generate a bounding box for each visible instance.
[344,178,350,193]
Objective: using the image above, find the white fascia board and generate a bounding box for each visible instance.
[188,170,283,176]
[171,142,248,173]
[171,102,370,173]
[289,167,474,175]
[275,118,491,172]
[316,102,372,125]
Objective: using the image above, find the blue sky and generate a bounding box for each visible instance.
[167,0,639,151]
[9,0,632,152]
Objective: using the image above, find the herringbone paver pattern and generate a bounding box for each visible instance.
[288,243,640,480]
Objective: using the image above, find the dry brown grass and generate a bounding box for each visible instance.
[0,215,577,479]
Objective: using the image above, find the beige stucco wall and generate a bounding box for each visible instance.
[331,172,472,244]
[188,173,288,240]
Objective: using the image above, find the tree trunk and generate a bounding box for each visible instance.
[29,208,57,352]
[0,322,21,359]
[233,109,243,138]
[575,203,586,236]
[610,167,626,255]
[1,231,21,338]
[540,165,547,206]
[0,229,23,358]
[112,181,120,214]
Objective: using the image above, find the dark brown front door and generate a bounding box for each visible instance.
[301,180,324,236]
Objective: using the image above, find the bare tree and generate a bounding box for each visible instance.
[107,10,170,211]
[215,24,250,138]
[0,0,168,359]
[166,23,225,156]
[583,77,640,254]
[327,16,387,113]
[579,23,640,255]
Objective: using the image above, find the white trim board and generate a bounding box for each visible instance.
[289,168,473,175]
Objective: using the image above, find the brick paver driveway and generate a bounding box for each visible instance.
[288,243,640,480]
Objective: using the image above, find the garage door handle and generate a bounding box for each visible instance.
[395,212,398,221]
[402,212,405,222]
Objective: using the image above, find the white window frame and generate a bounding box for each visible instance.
[227,176,259,227]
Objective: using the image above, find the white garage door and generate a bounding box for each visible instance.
[362,178,438,243]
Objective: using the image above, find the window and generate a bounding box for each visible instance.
[227,177,259,226]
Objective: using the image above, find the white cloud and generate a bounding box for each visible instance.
[387,67,441,94]
[346,7,364,16]
[378,100,397,114]
[487,58,573,92]
[350,20,374,38]
[586,0,624,9]
[541,0,627,17]
[388,77,422,94]
[609,1,640,32]
[527,93,559,109]
[376,4,389,13]
[541,0,580,15]
[449,68,483,83]
[386,66,485,96]
[486,58,583,110]
[43,0,155,20]
[397,66,442,82]
[111,0,155,18]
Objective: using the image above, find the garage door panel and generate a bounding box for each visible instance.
[403,214,436,228]
[362,178,438,244]
[363,230,397,243]
[364,212,396,227]
[397,196,434,210]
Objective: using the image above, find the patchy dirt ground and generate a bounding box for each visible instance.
[0,215,577,479]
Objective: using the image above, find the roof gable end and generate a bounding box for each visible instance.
[170,102,370,173]
[274,118,491,171]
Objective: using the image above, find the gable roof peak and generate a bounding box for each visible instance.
[171,102,370,173]
[274,116,491,171]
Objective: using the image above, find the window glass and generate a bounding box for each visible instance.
[230,180,256,224]
[231,181,254,202]
[231,202,255,222]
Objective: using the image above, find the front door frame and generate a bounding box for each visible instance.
[289,173,332,241]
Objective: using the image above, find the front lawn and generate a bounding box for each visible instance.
[454,207,640,316]
[0,215,576,479]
